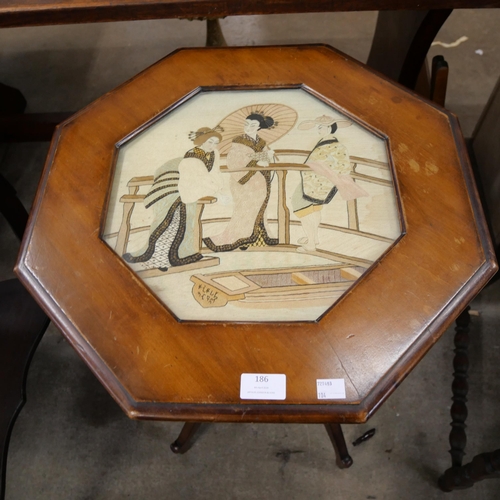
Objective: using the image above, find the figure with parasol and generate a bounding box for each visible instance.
[204,104,297,252]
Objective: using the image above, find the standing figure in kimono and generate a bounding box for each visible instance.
[123,127,223,271]
[292,115,369,252]
[204,112,279,252]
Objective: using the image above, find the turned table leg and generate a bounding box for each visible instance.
[448,306,471,468]
[170,422,203,454]
[170,421,354,470]
[437,306,500,491]
[324,423,353,469]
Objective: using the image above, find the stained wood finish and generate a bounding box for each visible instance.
[170,422,202,453]
[438,306,500,491]
[368,11,428,81]
[397,10,451,89]
[438,449,500,491]
[368,11,451,91]
[0,1,499,28]
[448,307,470,468]
[0,5,478,143]
[324,423,353,468]
[16,46,497,423]
[430,56,449,107]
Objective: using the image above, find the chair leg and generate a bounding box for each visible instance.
[367,10,451,89]
[448,306,471,468]
[324,423,353,469]
[436,306,478,492]
[438,449,500,491]
[170,422,203,454]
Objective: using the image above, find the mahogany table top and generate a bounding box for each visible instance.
[1,1,499,28]
[16,45,497,423]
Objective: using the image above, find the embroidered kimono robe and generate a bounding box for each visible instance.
[292,136,368,215]
[204,134,278,252]
[124,147,221,271]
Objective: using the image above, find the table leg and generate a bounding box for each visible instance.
[448,306,471,468]
[323,423,353,469]
[170,422,203,454]
[171,421,354,469]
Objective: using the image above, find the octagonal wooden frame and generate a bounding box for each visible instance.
[16,45,497,424]
[105,82,402,323]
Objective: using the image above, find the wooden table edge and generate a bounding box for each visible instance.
[1,2,499,29]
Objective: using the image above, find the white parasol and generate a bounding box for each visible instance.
[216,103,298,155]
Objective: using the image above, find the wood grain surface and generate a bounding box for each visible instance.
[16,46,497,423]
[1,0,499,28]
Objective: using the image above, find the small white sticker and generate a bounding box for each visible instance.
[317,379,346,399]
[240,373,286,400]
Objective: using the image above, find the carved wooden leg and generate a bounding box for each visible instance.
[448,306,471,468]
[170,422,203,454]
[323,423,353,469]
[438,449,500,491]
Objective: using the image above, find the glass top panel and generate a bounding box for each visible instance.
[102,88,402,322]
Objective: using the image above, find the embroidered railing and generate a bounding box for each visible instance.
[106,151,393,257]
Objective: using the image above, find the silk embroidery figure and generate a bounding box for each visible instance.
[124,127,223,271]
[204,112,279,252]
[292,115,369,252]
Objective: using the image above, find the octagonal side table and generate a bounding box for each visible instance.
[15,45,497,472]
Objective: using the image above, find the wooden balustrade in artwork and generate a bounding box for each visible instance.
[110,151,392,263]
